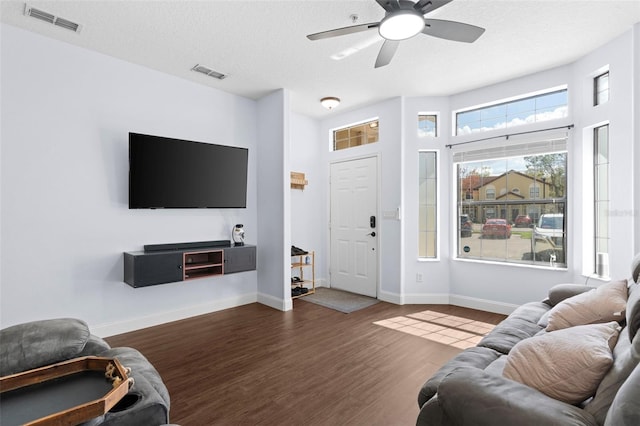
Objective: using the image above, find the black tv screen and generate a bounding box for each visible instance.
[129,133,248,209]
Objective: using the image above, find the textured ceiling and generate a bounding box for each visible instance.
[2,0,639,118]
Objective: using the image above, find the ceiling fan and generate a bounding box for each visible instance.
[307,0,485,68]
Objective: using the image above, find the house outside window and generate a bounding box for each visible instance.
[418,114,438,137]
[594,72,609,106]
[333,119,379,151]
[456,140,567,268]
[419,151,438,258]
[529,185,541,199]
[485,187,496,200]
[594,124,609,274]
[455,88,568,135]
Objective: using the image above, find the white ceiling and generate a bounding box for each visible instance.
[2,0,639,118]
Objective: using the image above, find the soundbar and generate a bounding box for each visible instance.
[144,240,231,252]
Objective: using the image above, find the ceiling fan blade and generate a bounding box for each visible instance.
[376,0,401,12]
[414,0,454,15]
[375,40,400,68]
[307,22,379,41]
[422,19,485,43]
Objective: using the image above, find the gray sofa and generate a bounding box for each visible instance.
[417,254,640,426]
[0,318,170,425]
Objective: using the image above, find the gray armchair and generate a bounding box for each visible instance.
[0,318,170,425]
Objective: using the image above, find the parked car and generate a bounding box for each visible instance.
[534,213,564,246]
[514,214,532,228]
[482,218,512,239]
[460,214,472,238]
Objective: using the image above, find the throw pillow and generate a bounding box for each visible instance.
[503,321,620,405]
[546,279,628,331]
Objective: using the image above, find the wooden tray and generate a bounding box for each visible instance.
[0,356,133,426]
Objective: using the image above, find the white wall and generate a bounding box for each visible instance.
[402,96,451,304]
[256,89,292,311]
[571,26,637,279]
[0,24,260,335]
[290,113,326,286]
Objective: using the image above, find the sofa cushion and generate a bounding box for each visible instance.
[477,302,549,355]
[483,354,508,376]
[435,367,600,426]
[547,283,597,307]
[627,282,640,340]
[603,362,640,426]
[503,321,620,405]
[78,334,112,356]
[0,318,90,376]
[546,279,627,331]
[585,330,640,424]
[418,346,502,407]
[632,252,640,283]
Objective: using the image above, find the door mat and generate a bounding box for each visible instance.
[298,287,379,314]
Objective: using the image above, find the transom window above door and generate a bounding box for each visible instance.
[333,119,379,151]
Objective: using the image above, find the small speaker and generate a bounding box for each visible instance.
[596,252,609,278]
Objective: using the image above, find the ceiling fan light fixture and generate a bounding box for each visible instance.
[378,10,424,41]
[320,97,340,110]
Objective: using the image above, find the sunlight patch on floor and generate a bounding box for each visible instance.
[373,310,496,349]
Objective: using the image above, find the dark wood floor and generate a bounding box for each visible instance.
[106,299,505,426]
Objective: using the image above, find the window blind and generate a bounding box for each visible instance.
[452,128,569,163]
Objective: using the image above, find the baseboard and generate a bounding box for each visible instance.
[314,278,327,288]
[92,293,257,337]
[449,294,518,315]
[402,293,451,305]
[391,292,518,315]
[92,290,517,337]
[378,289,402,304]
[257,292,292,312]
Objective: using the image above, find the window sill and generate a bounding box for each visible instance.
[417,257,440,262]
[453,256,568,271]
[581,274,611,284]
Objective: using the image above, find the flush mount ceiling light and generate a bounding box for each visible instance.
[321,97,340,110]
[378,9,424,41]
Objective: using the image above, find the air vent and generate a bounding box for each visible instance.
[191,64,227,80]
[24,4,82,33]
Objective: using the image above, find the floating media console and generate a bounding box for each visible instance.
[123,242,256,288]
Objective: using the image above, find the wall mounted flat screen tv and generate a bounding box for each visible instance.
[129,133,248,209]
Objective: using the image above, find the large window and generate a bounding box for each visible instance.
[456,89,568,135]
[455,138,567,267]
[333,119,379,151]
[419,151,438,258]
[594,124,609,275]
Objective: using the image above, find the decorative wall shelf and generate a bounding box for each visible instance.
[290,171,308,190]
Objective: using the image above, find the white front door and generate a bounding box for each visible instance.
[330,157,378,297]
